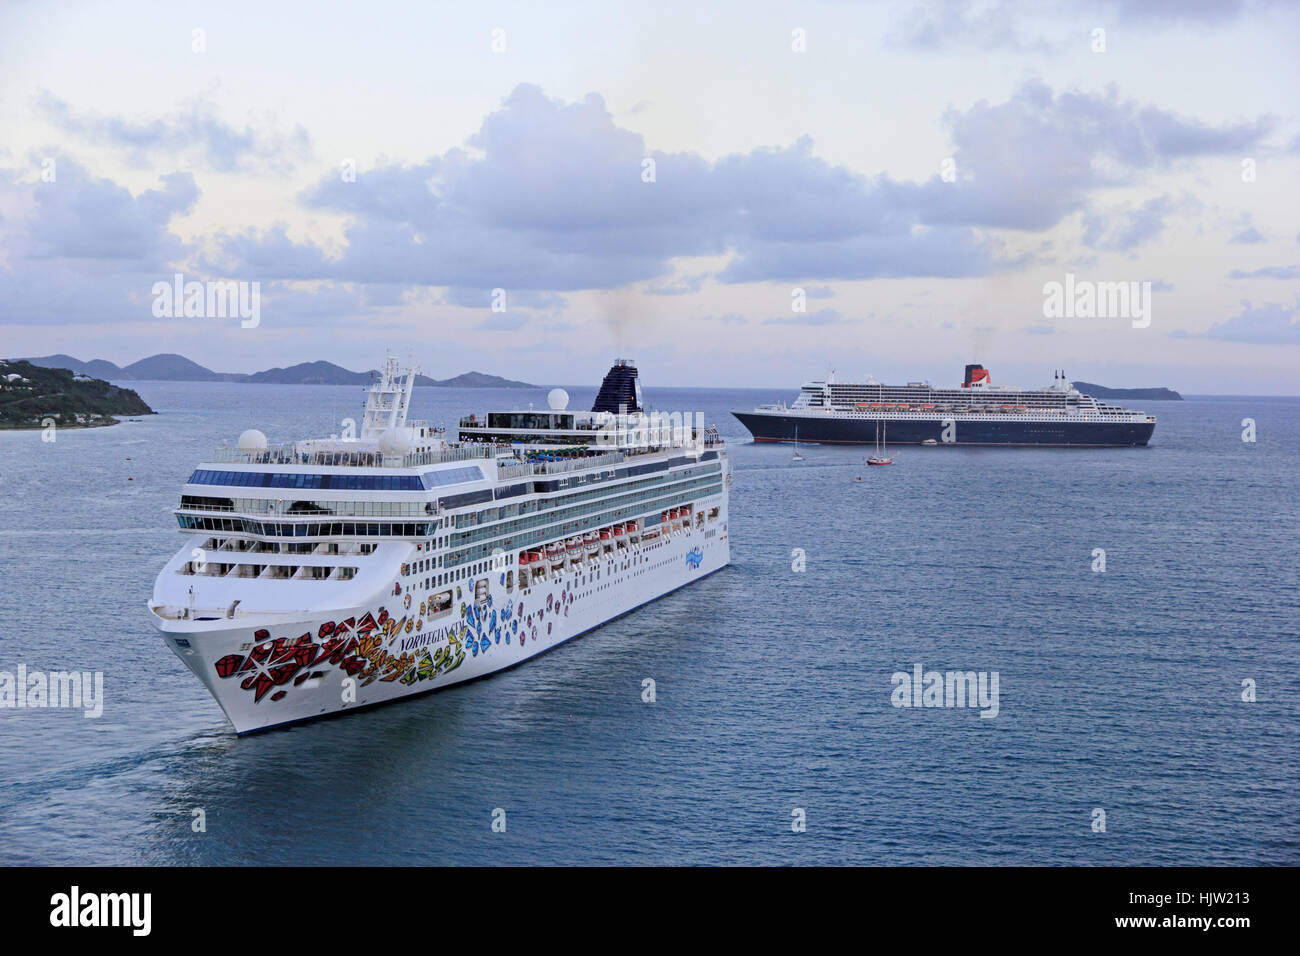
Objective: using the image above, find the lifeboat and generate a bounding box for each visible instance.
[518,552,531,566]
[613,524,626,537]
[599,530,612,540]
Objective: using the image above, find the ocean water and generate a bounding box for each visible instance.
[0,382,1296,865]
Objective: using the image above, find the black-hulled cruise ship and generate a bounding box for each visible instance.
[733,364,1157,447]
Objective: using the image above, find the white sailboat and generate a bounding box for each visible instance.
[867,418,894,466]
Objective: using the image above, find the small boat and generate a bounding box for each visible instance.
[792,424,805,461]
[853,475,863,483]
[922,438,938,446]
[867,419,895,466]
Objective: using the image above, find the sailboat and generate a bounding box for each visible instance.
[867,418,895,466]
[791,424,805,462]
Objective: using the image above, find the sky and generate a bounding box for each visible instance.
[1,0,1298,393]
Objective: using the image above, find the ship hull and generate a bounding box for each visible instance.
[732,411,1154,447]
[155,523,729,734]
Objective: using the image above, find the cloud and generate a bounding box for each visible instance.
[911,80,1269,231]
[887,1,1055,53]
[646,273,708,296]
[476,313,531,331]
[1082,195,1190,251]
[888,0,1274,52]
[204,82,1271,294]
[1228,226,1265,244]
[1228,264,1300,279]
[0,156,198,323]
[36,91,313,174]
[5,82,1278,334]
[1201,299,1300,344]
[763,307,843,326]
[1112,0,1260,24]
[443,287,565,309]
[209,85,1011,291]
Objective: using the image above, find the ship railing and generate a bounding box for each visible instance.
[398,444,509,467]
[496,460,534,481]
[209,443,507,468]
[528,450,626,475]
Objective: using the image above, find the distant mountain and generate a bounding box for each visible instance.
[21,354,538,388]
[23,354,127,380]
[427,370,536,388]
[243,361,370,385]
[121,353,231,381]
[1074,381,1183,401]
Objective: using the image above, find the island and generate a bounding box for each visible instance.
[0,360,155,430]
[1072,381,1183,401]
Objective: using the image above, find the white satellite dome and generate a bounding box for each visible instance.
[547,388,570,410]
[378,426,415,455]
[237,428,267,451]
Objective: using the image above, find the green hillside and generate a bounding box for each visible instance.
[0,359,154,430]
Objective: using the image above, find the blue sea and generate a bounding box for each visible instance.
[1,382,1296,865]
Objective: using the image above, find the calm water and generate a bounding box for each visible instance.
[0,382,1296,865]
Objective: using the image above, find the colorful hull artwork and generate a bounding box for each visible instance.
[161,523,730,733]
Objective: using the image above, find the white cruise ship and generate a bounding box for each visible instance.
[149,358,731,733]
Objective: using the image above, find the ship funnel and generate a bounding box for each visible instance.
[963,363,989,387]
[591,358,643,413]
